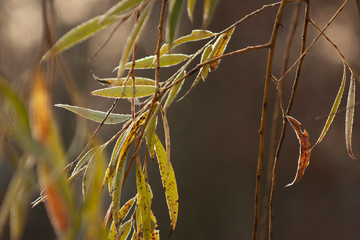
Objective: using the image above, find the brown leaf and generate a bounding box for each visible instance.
[285,116,312,187]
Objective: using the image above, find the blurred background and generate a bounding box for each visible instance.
[1,0,360,239]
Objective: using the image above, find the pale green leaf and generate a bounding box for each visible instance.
[120,54,189,69]
[313,62,347,148]
[42,16,116,60]
[187,0,197,23]
[164,70,185,109]
[154,134,178,233]
[166,0,184,45]
[99,0,143,24]
[96,77,155,86]
[203,0,218,27]
[91,85,157,99]
[345,70,357,160]
[136,161,151,240]
[55,104,130,124]
[160,30,214,55]
[117,3,153,77]
[200,44,213,81]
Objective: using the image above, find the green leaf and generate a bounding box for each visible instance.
[91,85,157,99]
[55,104,130,124]
[117,3,153,78]
[164,70,185,110]
[120,54,189,69]
[136,161,151,240]
[166,0,184,45]
[345,70,357,160]
[200,44,213,81]
[96,77,156,86]
[42,16,116,60]
[154,134,178,234]
[99,0,143,24]
[313,62,347,148]
[160,30,214,55]
[187,0,197,23]
[203,0,218,28]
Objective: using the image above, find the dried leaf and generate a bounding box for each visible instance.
[345,71,357,160]
[91,85,157,99]
[313,61,347,148]
[285,116,312,187]
[56,104,130,124]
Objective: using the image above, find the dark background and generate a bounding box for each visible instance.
[1,0,360,239]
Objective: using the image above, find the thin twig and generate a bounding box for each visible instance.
[252,1,288,240]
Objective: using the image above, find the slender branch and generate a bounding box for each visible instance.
[252,1,288,240]
[268,1,310,239]
[260,3,302,238]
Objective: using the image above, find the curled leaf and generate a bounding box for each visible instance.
[345,71,357,161]
[286,116,311,187]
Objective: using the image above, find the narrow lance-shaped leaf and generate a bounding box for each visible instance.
[136,160,151,240]
[164,70,186,110]
[154,134,178,235]
[209,26,235,71]
[119,54,189,69]
[285,116,312,187]
[160,107,171,175]
[96,77,155,86]
[108,219,132,240]
[187,0,197,23]
[55,104,130,124]
[200,44,213,81]
[145,114,158,159]
[99,0,143,24]
[160,30,214,56]
[117,3,153,78]
[166,0,184,45]
[345,71,357,161]
[202,0,218,28]
[91,85,157,99]
[312,62,347,148]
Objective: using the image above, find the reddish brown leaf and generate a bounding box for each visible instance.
[285,116,312,187]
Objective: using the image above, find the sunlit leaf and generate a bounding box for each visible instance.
[56,104,130,124]
[313,62,347,148]
[154,134,178,235]
[150,229,160,240]
[136,160,151,240]
[285,116,312,187]
[117,3,153,77]
[91,85,157,99]
[166,0,184,45]
[200,44,213,81]
[345,71,357,161]
[160,107,171,175]
[96,76,156,86]
[160,30,214,55]
[145,114,158,159]
[120,54,189,69]
[209,26,235,71]
[202,0,218,27]
[164,70,185,109]
[187,0,197,23]
[177,68,203,102]
[109,219,132,240]
[99,0,143,24]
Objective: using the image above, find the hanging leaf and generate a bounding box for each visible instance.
[160,107,171,175]
[285,116,312,187]
[119,54,189,69]
[166,0,184,45]
[99,0,143,24]
[55,104,130,124]
[136,161,151,240]
[160,30,214,55]
[117,3,153,78]
[96,77,156,86]
[200,44,213,81]
[187,0,197,23]
[108,219,132,240]
[164,70,186,109]
[312,62,347,148]
[154,134,178,235]
[345,71,357,161]
[202,0,218,28]
[209,26,235,71]
[145,114,158,159]
[91,85,157,99]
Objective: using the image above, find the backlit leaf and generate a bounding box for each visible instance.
[285,116,312,187]
[312,62,347,148]
[209,26,235,71]
[96,77,155,86]
[136,161,151,240]
[160,30,214,55]
[200,44,213,81]
[154,134,178,235]
[91,85,157,99]
[203,0,218,27]
[187,0,197,23]
[345,71,357,161]
[108,219,132,240]
[55,104,130,124]
[166,0,184,45]
[120,54,189,69]
[117,3,153,77]
[145,114,158,159]
[164,70,185,109]
[99,0,143,24]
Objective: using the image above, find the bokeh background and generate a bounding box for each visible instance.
[1,0,360,239]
